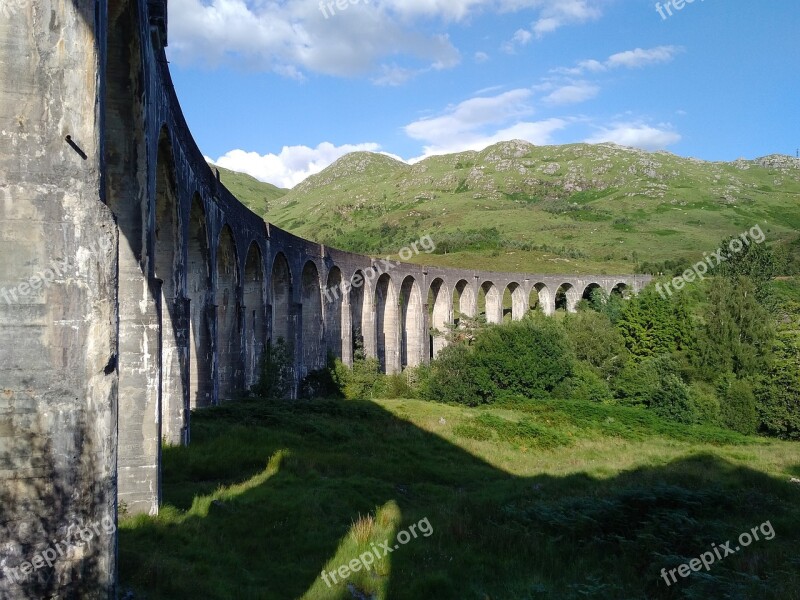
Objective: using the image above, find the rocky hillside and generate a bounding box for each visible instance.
[221,141,800,275]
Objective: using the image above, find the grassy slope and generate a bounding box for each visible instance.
[254,142,800,275]
[119,398,800,600]
[212,163,288,216]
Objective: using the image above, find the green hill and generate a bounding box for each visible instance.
[220,142,800,275]
[211,163,288,215]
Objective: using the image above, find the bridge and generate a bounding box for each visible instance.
[0,0,650,596]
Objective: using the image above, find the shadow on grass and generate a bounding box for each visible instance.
[118,398,800,600]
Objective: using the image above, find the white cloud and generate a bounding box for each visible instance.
[168,0,460,80]
[403,88,569,160]
[584,123,681,150]
[542,82,599,105]
[405,89,535,143]
[212,142,387,188]
[474,51,490,63]
[606,46,684,69]
[170,0,605,81]
[531,0,601,37]
[554,45,683,75]
[504,0,602,49]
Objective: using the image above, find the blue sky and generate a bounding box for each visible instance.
[167,0,800,188]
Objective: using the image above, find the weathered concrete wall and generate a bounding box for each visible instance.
[0,0,118,597]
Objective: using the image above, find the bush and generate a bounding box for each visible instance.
[688,382,722,426]
[374,373,414,399]
[553,362,613,403]
[425,315,575,406]
[613,355,679,407]
[332,356,383,399]
[650,374,696,424]
[425,343,483,405]
[467,315,574,404]
[719,377,758,435]
[562,311,629,378]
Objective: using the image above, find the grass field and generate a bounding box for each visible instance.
[119,397,800,599]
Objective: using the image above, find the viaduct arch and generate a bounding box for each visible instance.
[0,0,651,596]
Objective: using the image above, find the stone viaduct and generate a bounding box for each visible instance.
[0,0,650,596]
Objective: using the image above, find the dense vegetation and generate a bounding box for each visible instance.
[284,236,798,441]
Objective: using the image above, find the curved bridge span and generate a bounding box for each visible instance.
[0,0,649,595]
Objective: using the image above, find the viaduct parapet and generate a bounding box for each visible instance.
[0,0,650,596]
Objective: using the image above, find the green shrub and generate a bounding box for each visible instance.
[613,355,679,407]
[426,343,483,405]
[650,374,696,424]
[332,356,383,399]
[374,373,414,399]
[688,382,722,426]
[719,377,758,435]
[562,311,629,378]
[467,315,574,403]
[553,362,613,403]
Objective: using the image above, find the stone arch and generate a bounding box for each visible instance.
[349,269,367,360]
[480,281,502,324]
[611,282,630,297]
[428,278,451,359]
[555,282,580,313]
[154,129,187,444]
[376,273,401,373]
[324,266,344,360]
[188,194,213,409]
[582,282,603,306]
[453,279,477,326]
[216,225,241,402]
[530,282,554,316]
[243,242,265,389]
[270,252,294,350]
[400,276,424,369]
[301,261,324,373]
[504,282,527,321]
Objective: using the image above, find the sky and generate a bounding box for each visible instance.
[166,0,800,189]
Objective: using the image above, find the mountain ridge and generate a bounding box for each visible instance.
[216,141,800,275]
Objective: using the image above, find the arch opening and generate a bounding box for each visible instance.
[216,226,241,402]
[324,267,345,361]
[453,279,477,327]
[349,270,366,360]
[154,132,187,443]
[555,283,580,313]
[428,278,451,359]
[188,195,213,409]
[530,282,553,316]
[301,261,324,374]
[243,243,265,390]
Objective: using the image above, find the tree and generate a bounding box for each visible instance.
[562,311,629,378]
[615,284,694,359]
[693,277,773,380]
[717,233,781,306]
